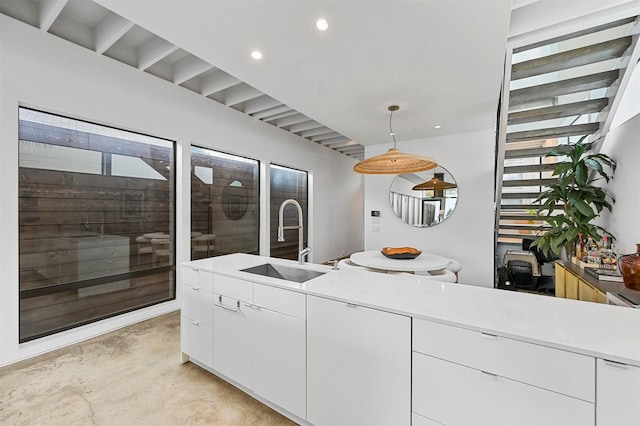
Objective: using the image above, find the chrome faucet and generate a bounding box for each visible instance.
[278,199,309,263]
[298,247,311,265]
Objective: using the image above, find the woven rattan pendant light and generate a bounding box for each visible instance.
[412,177,457,191]
[353,105,437,174]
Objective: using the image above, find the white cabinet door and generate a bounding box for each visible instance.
[181,266,214,367]
[181,317,213,367]
[253,307,306,419]
[597,359,640,426]
[307,295,411,426]
[212,294,252,390]
[413,352,593,426]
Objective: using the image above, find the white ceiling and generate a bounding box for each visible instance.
[4,1,631,155]
[93,0,512,147]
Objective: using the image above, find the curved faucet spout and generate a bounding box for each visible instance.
[277,199,305,254]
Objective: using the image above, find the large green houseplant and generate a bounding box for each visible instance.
[530,138,616,257]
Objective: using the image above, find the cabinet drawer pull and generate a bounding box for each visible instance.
[192,320,199,325]
[215,295,240,312]
[603,359,629,369]
[346,303,358,308]
[481,370,498,379]
[480,332,497,339]
[193,268,199,272]
[244,303,261,310]
[192,286,199,291]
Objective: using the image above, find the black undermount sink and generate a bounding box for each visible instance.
[241,263,326,283]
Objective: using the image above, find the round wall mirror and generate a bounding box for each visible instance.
[221,180,248,220]
[389,166,458,227]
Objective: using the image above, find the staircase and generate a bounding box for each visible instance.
[496,15,640,244]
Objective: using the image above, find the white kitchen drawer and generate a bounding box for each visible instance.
[181,266,213,292]
[182,284,213,327]
[413,319,594,402]
[596,359,640,426]
[254,283,305,319]
[214,274,253,302]
[181,316,213,368]
[412,352,594,426]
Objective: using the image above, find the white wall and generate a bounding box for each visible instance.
[0,16,363,366]
[598,113,640,255]
[363,129,496,286]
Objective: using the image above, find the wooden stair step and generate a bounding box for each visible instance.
[509,70,619,106]
[507,98,609,125]
[502,178,558,187]
[504,145,571,159]
[500,204,563,210]
[503,163,559,174]
[500,192,547,200]
[511,36,632,80]
[514,16,637,54]
[506,122,599,142]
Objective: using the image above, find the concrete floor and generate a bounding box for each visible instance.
[0,311,296,425]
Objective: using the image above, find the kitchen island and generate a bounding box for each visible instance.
[181,253,640,426]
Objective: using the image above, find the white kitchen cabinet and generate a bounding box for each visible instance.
[213,293,253,389]
[413,352,593,426]
[212,274,307,419]
[180,266,214,367]
[412,318,595,426]
[307,295,411,426]
[596,358,640,426]
[252,293,306,419]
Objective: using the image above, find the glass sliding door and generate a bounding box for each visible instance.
[270,164,308,260]
[190,146,259,258]
[18,108,175,342]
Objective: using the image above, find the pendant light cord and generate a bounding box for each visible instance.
[389,109,397,148]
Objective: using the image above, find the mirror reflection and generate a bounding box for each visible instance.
[221,180,248,220]
[389,166,458,227]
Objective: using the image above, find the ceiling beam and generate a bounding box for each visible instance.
[200,70,241,96]
[224,83,263,107]
[94,14,134,54]
[275,113,310,128]
[299,126,333,138]
[244,96,282,115]
[261,109,298,121]
[288,120,322,133]
[173,55,214,85]
[39,0,67,32]
[322,137,352,147]
[251,104,292,120]
[311,131,341,142]
[137,36,178,70]
[336,145,364,153]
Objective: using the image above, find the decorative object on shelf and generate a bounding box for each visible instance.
[584,267,624,283]
[353,105,437,174]
[618,244,640,290]
[530,137,616,257]
[380,246,422,259]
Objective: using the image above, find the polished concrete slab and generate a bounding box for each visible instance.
[0,311,296,425]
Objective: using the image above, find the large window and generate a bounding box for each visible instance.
[270,164,308,260]
[18,108,175,342]
[190,146,260,258]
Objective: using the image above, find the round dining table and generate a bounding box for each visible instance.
[350,250,450,273]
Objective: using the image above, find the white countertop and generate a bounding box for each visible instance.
[184,253,640,366]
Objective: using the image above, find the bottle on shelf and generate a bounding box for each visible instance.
[586,236,600,264]
[575,233,584,263]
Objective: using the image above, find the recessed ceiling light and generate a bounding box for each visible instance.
[434,125,442,129]
[316,18,329,31]
[251,50,263,60]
